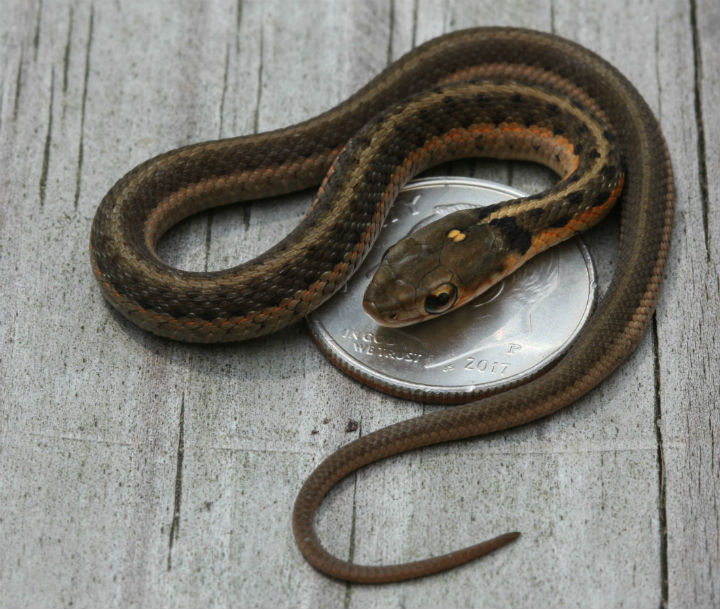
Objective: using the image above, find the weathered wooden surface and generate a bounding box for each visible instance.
[0,0,717,607]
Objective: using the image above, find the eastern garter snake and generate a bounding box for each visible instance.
[90,27,674,583]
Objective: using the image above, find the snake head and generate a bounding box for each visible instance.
[363,209,511,327]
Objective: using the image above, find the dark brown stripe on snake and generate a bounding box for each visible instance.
[89,27,674,583]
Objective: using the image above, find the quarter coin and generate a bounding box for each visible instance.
[307,177,597,404]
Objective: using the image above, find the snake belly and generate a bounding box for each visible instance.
[89,27,674,583]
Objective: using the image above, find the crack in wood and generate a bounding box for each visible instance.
[62,7,74,96]
[39,69,54,209]
[13,48,24,122]
[233,0,243,133]
[202,41,233,271]
[690,0,711,262]
[235,0,243,54]
[411,0,418,48]
[654,14,663,120]
[167,392,186,571]
[219,43,230,137]
[252,24,264,134]
[33,0,43,60]
[386,0,395,64]
[652,318,669,608]
[74,5,94,209]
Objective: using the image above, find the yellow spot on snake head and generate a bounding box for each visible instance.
[447,228,467,242]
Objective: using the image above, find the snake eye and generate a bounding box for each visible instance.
[424,283,458,315]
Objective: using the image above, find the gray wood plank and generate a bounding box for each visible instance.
[0,1,716,608]
[659,0,720,607]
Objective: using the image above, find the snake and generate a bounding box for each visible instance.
[89,27,674,583]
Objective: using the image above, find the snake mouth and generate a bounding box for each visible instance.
[362,298,426,327]
[362,298,395,325]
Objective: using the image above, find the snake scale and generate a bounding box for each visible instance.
[90,27,674,583]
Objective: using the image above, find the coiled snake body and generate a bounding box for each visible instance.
[90,28,674,583]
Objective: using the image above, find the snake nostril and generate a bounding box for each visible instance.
[363,298,380,318]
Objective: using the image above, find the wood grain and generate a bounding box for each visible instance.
[0,1,717,607]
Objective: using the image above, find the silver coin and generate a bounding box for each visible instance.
[307,177,597,404]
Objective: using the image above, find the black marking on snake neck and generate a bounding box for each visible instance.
[489,216,532,255]
[566,191,584,206]
[593,190,612,207]
[474,202,502,221]
[549,215,572,229]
